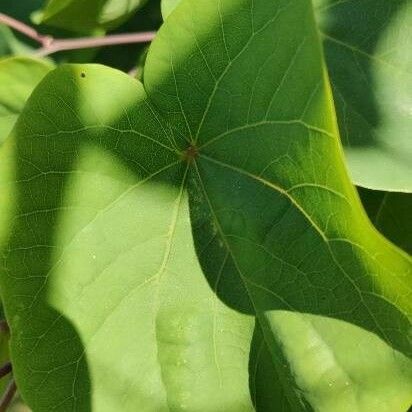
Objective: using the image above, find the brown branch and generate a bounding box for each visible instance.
[35,32,156,57]
[0,12,156,57]
[0,13,52,46]
[0,380,16,412]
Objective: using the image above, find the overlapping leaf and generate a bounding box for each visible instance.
[0,0,411,411]
[315,0,412,192]
[0,57,53,143]
[36,0,148,33]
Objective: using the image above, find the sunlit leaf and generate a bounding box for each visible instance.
[0,0,411,410]
[161,0,180,20]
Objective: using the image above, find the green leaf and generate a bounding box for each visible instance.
[1,0,411,410]
[252,315,412,412]
[249,324,292,412]
[37,0,148,33]
[0,64,256,411]
[0,319,11,395]
[359,187,412,254]
[0,57,53,144]
[0,26,33,58]
[161,0,181,20]
[315,0,412,192]
[161,0,412,192]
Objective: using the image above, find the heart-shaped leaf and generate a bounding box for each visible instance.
[163,0,412,192]
[1,0,411,410]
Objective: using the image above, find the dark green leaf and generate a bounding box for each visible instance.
[359,187,412,254]
[37,0,149,33]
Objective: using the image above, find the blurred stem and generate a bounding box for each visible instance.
[35,32,157,56]
[0,13,52,46]
[0,12,156,57]
[0,380,16,412]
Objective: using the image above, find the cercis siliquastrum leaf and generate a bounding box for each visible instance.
[0,0,411,411]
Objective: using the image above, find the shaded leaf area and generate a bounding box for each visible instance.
[0,0,411,411]
[0,57,53,144]
[359,188,412,255]
[315,0,412,191]
[36,0,149,34]
[0,319,11,395]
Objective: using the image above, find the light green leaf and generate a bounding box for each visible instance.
[359,187,412,254]
[161,0,181,20]
[1,0,411,411]
[37,0,148,33]
[315,0,412,192]
[253,315,412,412]
[0,57,53,144]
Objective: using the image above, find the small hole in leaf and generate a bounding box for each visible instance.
[80,72,86,78]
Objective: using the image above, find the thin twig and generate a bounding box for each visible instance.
[0,379,16,412]
[0,12,156,57]
[0,363,12,379]
[35,32,156,57]
[0,13,52,46]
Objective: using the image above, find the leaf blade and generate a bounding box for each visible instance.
[315,0,412,191]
